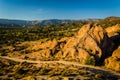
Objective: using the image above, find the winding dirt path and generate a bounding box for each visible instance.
[0,56,120,77]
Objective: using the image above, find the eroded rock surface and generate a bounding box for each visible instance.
[57,24,114,64]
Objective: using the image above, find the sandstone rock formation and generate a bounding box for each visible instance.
[58,24,114,64]
[25,37,69,60]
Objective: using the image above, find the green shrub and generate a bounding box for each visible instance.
[85,56,95,66]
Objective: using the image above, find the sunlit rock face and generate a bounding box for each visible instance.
[60,24,114,64]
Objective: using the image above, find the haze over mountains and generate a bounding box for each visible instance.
[0,18,100,28]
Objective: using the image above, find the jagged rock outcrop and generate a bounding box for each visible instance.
[58,24,114,64]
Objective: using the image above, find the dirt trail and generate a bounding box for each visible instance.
[0,56,120,77]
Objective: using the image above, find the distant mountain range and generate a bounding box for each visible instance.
[0,18,100,28]
[0,16,120,28]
